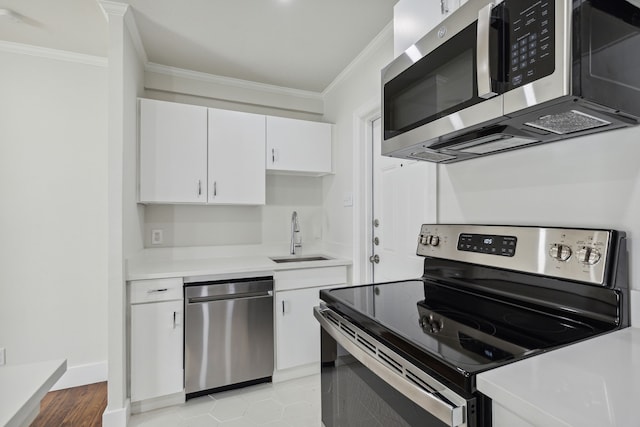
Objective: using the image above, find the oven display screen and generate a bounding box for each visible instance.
[457,233,517,257]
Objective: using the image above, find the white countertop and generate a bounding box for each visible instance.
[0,359,66,427]
[127,253,351,281]
[477,328,640,427]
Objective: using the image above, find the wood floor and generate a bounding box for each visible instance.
[30,382,107,427]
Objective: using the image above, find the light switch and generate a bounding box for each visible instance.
[343,192,353,207]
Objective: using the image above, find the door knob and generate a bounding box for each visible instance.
[369,254,380,264]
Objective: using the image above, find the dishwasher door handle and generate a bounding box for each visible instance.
[187,291,272,304]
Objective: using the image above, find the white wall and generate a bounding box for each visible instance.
[439,127,640,318]
[322,25,394,259]
[102,4,146,425]
[0,50,108,379]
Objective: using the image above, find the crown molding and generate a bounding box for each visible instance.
[98,0,148,63]
[97,0,128,19]
[145,62,324,101]
[0,40,107,67]
[322,21,393,96]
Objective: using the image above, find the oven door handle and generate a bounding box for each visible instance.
[314,306,466,427]
[477,2,498,99]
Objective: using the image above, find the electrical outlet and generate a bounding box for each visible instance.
[151,229,163,245]
[0,348,5,366]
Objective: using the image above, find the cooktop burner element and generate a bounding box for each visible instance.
[320,224,629,395]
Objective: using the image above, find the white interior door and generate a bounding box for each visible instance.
[371,118,438,283]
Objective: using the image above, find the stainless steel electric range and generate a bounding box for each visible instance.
[315,224,629,427]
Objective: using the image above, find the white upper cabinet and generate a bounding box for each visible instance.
[266,116,332,176]
[208,108,266,205]
[139,98,208,203]
[393,0,463,58]
[139,99,266,205]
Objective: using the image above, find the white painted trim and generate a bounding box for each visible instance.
[102,399,130,427]
[49,361,107,391]
[98,1,129,20]
[131,391,185,414]
[351,97,381,285]
[123,6,148,63]
[99,1,148,63]
[322,21,393,96]
[145,62,324,101]
[0,41,107,67]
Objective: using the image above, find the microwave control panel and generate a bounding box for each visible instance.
[504,0,556,90]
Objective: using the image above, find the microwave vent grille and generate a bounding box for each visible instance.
[409,150,456,162]
[525,110,611,135]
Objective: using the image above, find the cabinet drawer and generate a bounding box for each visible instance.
[129,278,183,304]
[274,266,347,291]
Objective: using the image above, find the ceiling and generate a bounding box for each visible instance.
[0,0,398,92]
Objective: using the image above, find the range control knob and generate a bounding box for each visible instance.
[430,236,440,246]
[576,246,601,265]
[549,244,572,261]
[420,235,428,245]
[419,314,444,334]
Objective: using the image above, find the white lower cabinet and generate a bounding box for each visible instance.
[274,267,347,373]
[491,402,537,427]
[275,287,322,370]
[129,278,184,403]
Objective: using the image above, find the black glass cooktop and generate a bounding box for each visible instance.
[320,278,615,378]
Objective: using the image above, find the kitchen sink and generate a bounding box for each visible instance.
[270,255,332,263]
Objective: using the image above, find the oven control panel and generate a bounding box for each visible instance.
[417,225,615,285]
[457,233,517,257]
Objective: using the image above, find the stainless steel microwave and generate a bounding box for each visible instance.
[382,0,640,163]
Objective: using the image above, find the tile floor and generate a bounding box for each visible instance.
[129,374,321,427]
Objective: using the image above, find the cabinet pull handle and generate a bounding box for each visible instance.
[172,311,182,329]
[147,288,168,294]
[282,300,290,315]
[197,180,202,196]
[213,181,217,197]
[272,148,275,163]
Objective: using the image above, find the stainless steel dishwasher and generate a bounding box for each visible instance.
[184,275,274,398]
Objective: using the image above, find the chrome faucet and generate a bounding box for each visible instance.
[290,211,302,255]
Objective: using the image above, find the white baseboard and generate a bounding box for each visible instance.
[131,391,185,414]
[102,399,130,427]
[272,363,320,383]
[50,361,107,391]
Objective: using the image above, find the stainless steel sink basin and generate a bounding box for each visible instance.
[270,256,331,263]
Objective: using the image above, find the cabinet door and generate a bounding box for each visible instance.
[208,109,266,205]
[275,287,322,370]
[130,300,183,402]
[393,0,461,58]
[266,116,331,175]
[139,99,208,203]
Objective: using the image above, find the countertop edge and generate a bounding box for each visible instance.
[2,359,67,427]
[126,255,352,282]
[477,328,639,427]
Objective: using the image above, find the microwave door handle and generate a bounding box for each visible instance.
[477,3,498,99]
